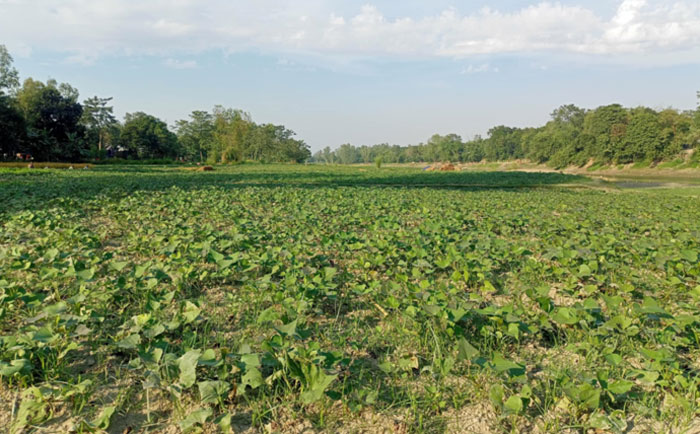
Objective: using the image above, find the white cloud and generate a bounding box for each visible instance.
[0,0,699,65]
[461,63,499,74]
[164,59,198,69]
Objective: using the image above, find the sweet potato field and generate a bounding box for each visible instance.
[1,165,699,433]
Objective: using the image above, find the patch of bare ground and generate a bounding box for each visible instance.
[441,402,499,434]
[520,344,585,373]
[623,416,700,434]
[0,385,19,430]
[332,408,409,434]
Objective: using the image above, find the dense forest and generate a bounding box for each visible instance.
[313,101,700,167]
[0,45,311,163]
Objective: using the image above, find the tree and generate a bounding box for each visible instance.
[484,126,523,161]
[690,92,700,150]
[210,106,252,163]
[121,112,179,159]
[81,96,117,152]
[0,45,19,95]
[550,104,585,128]
[0,95,25,158]
[16,79,85,161]
[582,104,627,162]
[335,143,360,164]
[615,107,660,163]
[427,134,463,162]
[522,105,586,166]
[317,146,335,164]
[657,109,693,159]
[176,110,213,162]
[462,136,485,162]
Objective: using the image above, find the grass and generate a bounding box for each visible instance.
[655,159,686,169]
[0,162,93,169]
[1,164,699,433]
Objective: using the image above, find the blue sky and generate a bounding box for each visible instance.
[2,0,699,151]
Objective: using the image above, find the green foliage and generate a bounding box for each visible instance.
[15,78,86,161]
[120,112,179,159]
[314,99,700,167]
[0,47,310,164]
[0,44,20,95]
[1,164,699,431]
[81,95,117,153]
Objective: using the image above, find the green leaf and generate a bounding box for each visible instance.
[681,250,698,262]
[182,301,201,324]
[76,267,95,280]
[578,264,592,277]
[551,307,578,325]
[640,297,669,316]
[0,359,31,377]
[240,353,260,368]
[423,304,442,316]
[116,334,141,350]
[215,412,233,433]
[139,348,163,365]
[491,353,525,377]
[504,395,523,413]
[241,366,263,389]
[179,407,213,432]
[564,383,600,410]
[110,261,129,272]
[92,405,116,430]
[198,349,219,367]
[143,323,165,339]
[300,364,337,404]
[604,354,623,366]
[43,302,68,315]
[457,338,480,361]
[256,306,279,324]
[32,327,55,343]
[11,387,49,433]
[275,319,298,337]
[378,361,394,374]
[608,380,634,395]
[489,384,505,408]
[198,380,231,404]
[324,267,337,280]
[178,350,201,388]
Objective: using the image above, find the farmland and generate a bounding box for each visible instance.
[1,164,699,433]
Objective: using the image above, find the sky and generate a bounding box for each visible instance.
[1,0,699,152]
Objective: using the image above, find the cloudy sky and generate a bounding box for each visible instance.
[2,0,699,150]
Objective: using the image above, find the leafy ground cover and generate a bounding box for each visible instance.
[1,165,699,433]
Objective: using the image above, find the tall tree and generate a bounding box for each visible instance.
[484,126,523,161]
[335,143,360,164]
[616,107,660,163]
[121,112,179,159]
[81,96,117,152]
[0,45,19,95]
[0,95,25,158]
[211,106,252,163]
[16,79,85,160]
[582,104,628,162]
[176,110,214,162]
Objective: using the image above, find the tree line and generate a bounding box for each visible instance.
[313,102,700,167]
[0,45,310,163]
